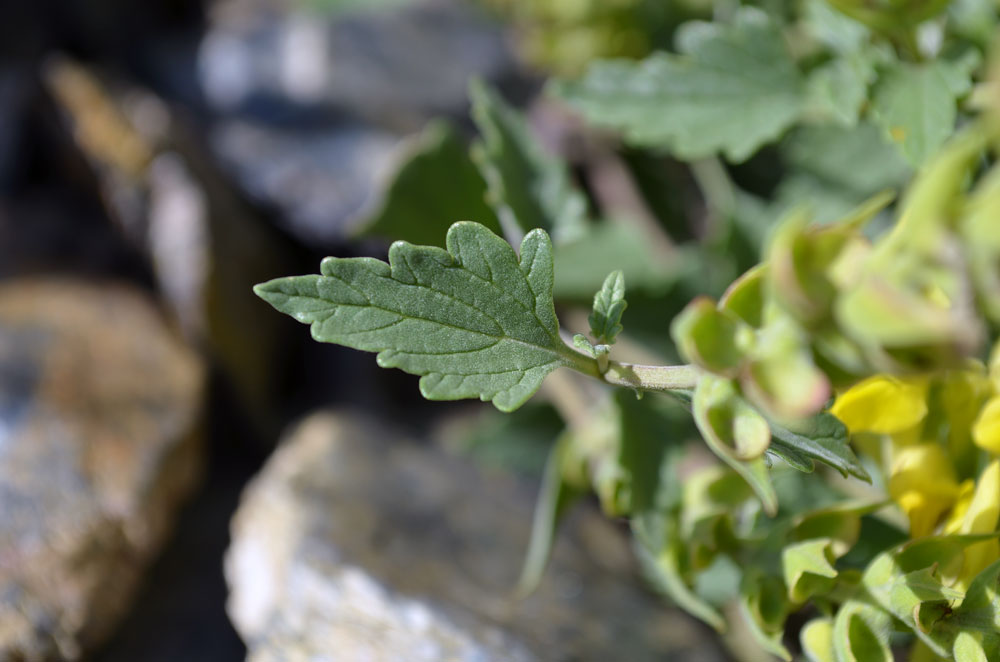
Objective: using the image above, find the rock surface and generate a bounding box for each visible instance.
[0,279,204,660]
[196,0,522,246]
[226,411,725,662]
[42,57,307,438]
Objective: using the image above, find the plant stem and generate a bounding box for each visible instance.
[561,343,699,393]
[690,157,735,221]
[603,361,700,391]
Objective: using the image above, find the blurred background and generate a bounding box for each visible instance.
[0,0,789,659]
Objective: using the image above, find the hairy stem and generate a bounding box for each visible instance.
[561,341,699,393]
[602,361,700,391]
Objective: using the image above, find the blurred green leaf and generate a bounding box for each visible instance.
[952,631,996,662]
[739,570,792,660]
[802,0,870,53]
[516,433,584,596]
[783,538,839,603]
[461,402,564,475]
[831,600,893,662]
[952,558,1000,635]
[861,534,1000,654]
[790,500,885,557]
[871,58,976,167]
[672,298,748,377]
[681,465,750,568]
[741,315,831,420]
[553,223,687,299]
[692,375,777,514]
[614,390,688,514]
[359,121,500,246]
[470,80,588,243]
[801,617,836,662]
[633,513,728,631]
[782,123,910,197]
[805,55,873,126]
[553,8,805,162]
[719,265,766,328]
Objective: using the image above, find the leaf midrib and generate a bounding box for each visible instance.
[314,267,575,365]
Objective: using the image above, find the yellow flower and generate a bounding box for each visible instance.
[888,443,960,538]
[944,480,976,534]
[972,340,1000,455]
[973,396,1000,455]
[943,460,1000,589]
[830,375,929,435]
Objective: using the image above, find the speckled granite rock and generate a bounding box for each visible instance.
[0,279,205,660]
[225,411,725,662]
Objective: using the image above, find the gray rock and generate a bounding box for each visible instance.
[0,279,205,660]
[207,117,401,246]
[199,0,515,129]
[196,0,522,246]
[226,411,725,662]
[42,57,305,436]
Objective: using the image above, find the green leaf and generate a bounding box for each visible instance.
[962,163,1000,323]
[871,59,975,167]
[469,80,588,244]
[802,0,870,53]
[680,465,752,568]
[783,538,839,603]
[552,222,687,299]
[739,571,792,661]
[460,402,564,475]
[633,513,727,632]
[790,500,886,557]
[782,123,911,197]
[953,631,995,662]
[805,55,873,126]
[861,534,1000,653]
[720,265,766,328]
[614,390,688,515]
[572,334,592,352]
[589,270,627,345]
[692,375,777,514]
[741,314,831,421]
[767,410,871,482]
[831,600,893,662]
[952,558,1000,633]
[553,8,805,162]
[255,222,587,412]
[358,120,501,246]
[672,298,749,377]
[516,433,583,596]
[801,617,836,662]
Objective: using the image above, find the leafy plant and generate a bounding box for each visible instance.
[257,1,1000,659]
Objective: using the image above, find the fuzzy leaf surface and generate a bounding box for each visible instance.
[553,8,805,162]
[255,222,581,412]
[768,411,871,482]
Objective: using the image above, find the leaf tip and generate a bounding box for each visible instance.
[252,278,285,307]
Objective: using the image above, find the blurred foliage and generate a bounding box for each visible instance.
[259,0,1000,659]
[479,0,691,75]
